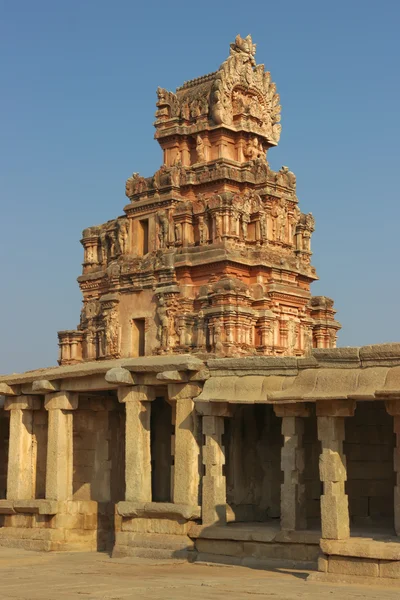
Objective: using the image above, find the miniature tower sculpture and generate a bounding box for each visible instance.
[58,34,340,365]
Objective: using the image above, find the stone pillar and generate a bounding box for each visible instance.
[5,395,40,500]
[168,384,201,507]
[275,404,309,531]
[202,414,226,525]
[317,400,354,540]
[44,391,78,501]
[118,385,155,503]
[384,401,400,535]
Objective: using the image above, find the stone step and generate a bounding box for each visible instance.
[116,532,194,551]
[113,545,194,560]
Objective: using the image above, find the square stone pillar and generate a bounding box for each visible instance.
[44,391,78,501]
[384,401,400,535]
[274,404,309,531]
[202,414,226,525]
[5,396,41,500]
[168,383,201,507]
[118,385,154,503]
[317,400,354,540]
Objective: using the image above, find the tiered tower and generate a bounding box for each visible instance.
[58,35,340,365]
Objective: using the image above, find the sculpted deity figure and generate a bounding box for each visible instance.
[289,206,301,244]
[105,310,119,357]
[174,222,182,244]
[213,319,224,355]
[107,230,116,258]
[117,220,129,255]
[196,309,206,347]
[196,135,205,162]
[158,211,169,248]
[173,149,182,166]
[215,213,223,240]
[198,215,207,244]
[157,296,169,350]
[241,212,250,240]
[277,166,296,192]
[259,212,268,241]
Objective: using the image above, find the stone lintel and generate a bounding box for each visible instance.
[157,370,188,382]
[105,367,137,386]
[195,401,232,417]
[0,500,15,514]
[168,382,203,400]
[316,399,355,417]
[0,383,21,396]
[4,395,41,411]
[385,400,400,416]
[118,385,156,403]
[116,501,201,520]
[31,379,60,394]
[60,374,118,392]
[44,391,78,411]
[273,403,310,418]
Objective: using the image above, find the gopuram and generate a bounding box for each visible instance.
[1,35,400,583]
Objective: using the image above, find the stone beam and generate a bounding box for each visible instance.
[316,399,355,417]
[274,403,310,418]
[31,379,60,394]
[195,401,232,417]
[0,383,21,396]
[157,370,188,382]
[105,367,137,386]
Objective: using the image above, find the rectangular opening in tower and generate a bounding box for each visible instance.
[138,219,149,255]
[132,318,145,357]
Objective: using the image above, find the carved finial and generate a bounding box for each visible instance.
[230,34,256,59]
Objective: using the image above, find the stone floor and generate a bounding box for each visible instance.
[0,549,400,599]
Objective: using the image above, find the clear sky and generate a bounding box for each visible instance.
[1,0,399,374]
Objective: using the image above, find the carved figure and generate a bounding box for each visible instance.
[241,212,250,239]
[196,135,205,162]
[196,310,206,347]
[100,231,108,264]
[198,215,207,244]
[158,211,169,248]
[125,173,147,198]
[174,222,182,244]
[213,319,224,355]
[259,212,267,240]
[157,296,169,350]
[117,220,129,254]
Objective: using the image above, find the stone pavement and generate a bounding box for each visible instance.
[0,548,399,600]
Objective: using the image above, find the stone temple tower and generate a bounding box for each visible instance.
[58,34,340,365]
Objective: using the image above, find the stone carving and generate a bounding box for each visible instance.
[117,220,129,255]
[156,295,170,350]
[156,87,179,118]
[174,222,182,244]
[104,310,119,357]
[210,35,281,143]
[260,212,268,240]
[125,173,148,199]
[158,211,169,248]
[271,199,287,242]
[213,319,224,355]
[196,135,205,162]
[277,166,296,192]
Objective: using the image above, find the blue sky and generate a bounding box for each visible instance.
[1,0,399,374]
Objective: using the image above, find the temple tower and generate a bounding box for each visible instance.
[58,34,340,364]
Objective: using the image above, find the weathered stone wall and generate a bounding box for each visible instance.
[303,409,322,529]
[0,411,9,499]
[225,405,282,521]
[344,402,395,528]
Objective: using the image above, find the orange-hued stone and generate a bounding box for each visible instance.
[58,34,340,365]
